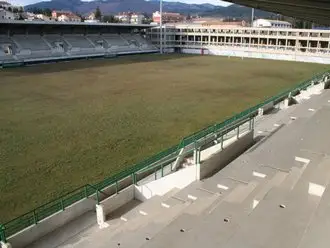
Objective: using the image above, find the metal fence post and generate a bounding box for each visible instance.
[115,181,119,194]
[161,164,164,178]
[61,198,65,211]
[221,134,224,150]
[33,209,38,225]
[237,126,240,138]
[132,173,137,185]
[96,190,100,205]
[0,224,6,243]
[84,185,88,198]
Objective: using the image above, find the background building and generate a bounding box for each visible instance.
[131,13,144,24]
[152,11,185,24]
[115,12,145,24]
[115,12,131,23]
[253,19,292,28]
[0,8,15,20]
[52,10,81,22]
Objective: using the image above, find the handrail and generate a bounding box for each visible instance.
[0,70,328,242]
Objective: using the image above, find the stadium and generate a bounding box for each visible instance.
[1,0,330,247]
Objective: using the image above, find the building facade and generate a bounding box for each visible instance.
[115,12,145,24]
[131,14,144,24]
[0,9,15,20]
[52,10,81,22]
[115,12,131,23]
[152,11,185,24]
[0,1,23,12]
[253,19,292,29]
[148,24,330,63]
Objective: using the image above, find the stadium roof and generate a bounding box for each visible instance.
[225,0,330,25]
[0,20,156,28]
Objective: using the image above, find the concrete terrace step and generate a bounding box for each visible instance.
[223,153,329,248]
[214,157,279,184]
[108,201,191,248]
[120,188,180,222]
[140,166,286,248]
[299,162,330,248]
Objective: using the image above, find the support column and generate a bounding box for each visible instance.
[0,242,12,248]
[194,147,201,181]
[172,148,185,171]
[96,204,105,227]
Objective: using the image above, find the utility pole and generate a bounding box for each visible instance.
[160,0,163,54]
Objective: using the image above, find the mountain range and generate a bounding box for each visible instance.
[25,0,272,18]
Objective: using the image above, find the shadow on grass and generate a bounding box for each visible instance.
[1,53,199,76]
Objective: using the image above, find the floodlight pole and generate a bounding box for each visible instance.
[160,0,163,54]
[251,8,255,26]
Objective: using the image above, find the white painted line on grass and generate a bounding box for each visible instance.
[217,184,229,190]
[188,194,197,201]
[161,203,170,208]
[253,171,267,178]
[139,210,148,216]
[308,183,325,197]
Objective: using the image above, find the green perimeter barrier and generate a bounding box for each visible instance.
[0,70,329,242]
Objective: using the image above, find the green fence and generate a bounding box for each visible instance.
[0,70,328,243]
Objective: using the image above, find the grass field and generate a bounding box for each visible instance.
[0,54,328,223]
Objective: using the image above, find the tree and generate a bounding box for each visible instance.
[142,17,152,24]
[43,8,52,17]
[28,7,52,17]
[75,12,85,22]
[103,15,120,23]
[95,6,102,20]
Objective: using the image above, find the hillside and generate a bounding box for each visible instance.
[26,0,218,15]
[25,0,273,17]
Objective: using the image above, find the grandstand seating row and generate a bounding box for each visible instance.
[0,34,158,64]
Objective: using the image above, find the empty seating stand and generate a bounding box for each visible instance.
[11,35,52,61]
[0,36,18,64]
[0,33,158,66]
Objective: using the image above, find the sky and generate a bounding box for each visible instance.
[8,0,231,7]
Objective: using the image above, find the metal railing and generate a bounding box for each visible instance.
[0,70,328,242]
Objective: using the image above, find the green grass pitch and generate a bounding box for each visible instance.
[0,54,327,222]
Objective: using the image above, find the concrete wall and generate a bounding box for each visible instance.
[101,185,135,215]
[200,131,254,179]
[134,164,198,202]
[180,48,330,64]
[8,198,95,248]
[96,185,135,226]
